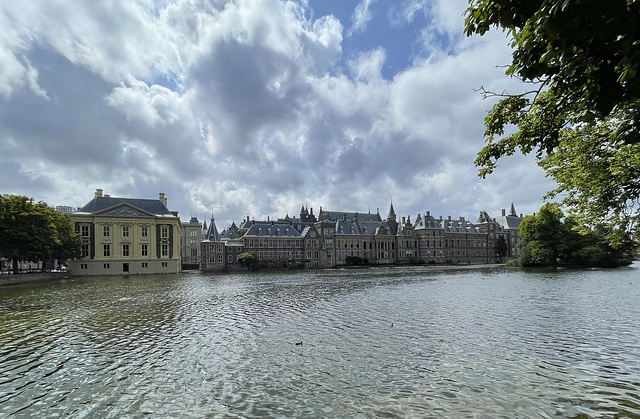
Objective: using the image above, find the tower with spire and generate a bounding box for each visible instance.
[386,200,398,235]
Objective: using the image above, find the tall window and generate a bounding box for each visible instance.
[190,230,197,236]
[81,225,89,237]
[141,244,148,256]
[103,226,110,237]
[103,244,110,257]
[141,226,148,238]
[122,244,130,257]
[122,226,129,237]
[161,244,168,257]
[82,244,89,258]
[161,227,169,239]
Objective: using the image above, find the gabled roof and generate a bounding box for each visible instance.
[476,211,493,223]
[494,215,524,230]
[413,214,444,229]
[95,203,156,218]
[76,196,174,217]
[221,228,241,240]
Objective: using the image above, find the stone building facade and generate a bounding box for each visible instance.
[68,189,181,276]
[180,216,204,268]
[200,202,525,272]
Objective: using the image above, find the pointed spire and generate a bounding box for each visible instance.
[387,200,396,220]
[509,203,517,216]
[205,215,221,241]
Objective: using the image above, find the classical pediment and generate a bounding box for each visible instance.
[97,203,154,217]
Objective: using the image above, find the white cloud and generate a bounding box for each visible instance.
[349,0,377,35]
[0,0,553,228]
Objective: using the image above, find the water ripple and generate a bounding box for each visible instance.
[0,265,638,417]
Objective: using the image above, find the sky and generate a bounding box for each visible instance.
[0,0,556,228]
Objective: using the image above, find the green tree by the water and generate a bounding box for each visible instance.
[519,204,634,267]
[0,195,82,274]
[237,252,258,270]
[465,0,640,234]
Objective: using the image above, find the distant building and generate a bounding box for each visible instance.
[200,202,526,271]
[55,205,76,214]
[68,189,181,276]
[493,203,525,259]
[180,216,203,267]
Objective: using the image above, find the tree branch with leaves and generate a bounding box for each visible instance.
[465,0,640,234]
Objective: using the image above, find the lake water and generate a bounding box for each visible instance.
[1,264,639,418]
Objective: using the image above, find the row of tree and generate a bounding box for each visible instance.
[0,195,82,274]
[517,204,635,268]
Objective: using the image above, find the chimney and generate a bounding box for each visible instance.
[159,192,167,207]
[426,211,430,217]
[448,215,451,221]
[502,209,506,216]
[95,188,103,198]
[402,216,406,224]
[461,216,465,221]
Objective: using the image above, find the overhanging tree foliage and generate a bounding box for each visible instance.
[518,203,635,267]
[0,195,82,273]
[465,0,640,232]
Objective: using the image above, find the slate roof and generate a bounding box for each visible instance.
[334,217,393,236]
[476,211,493,223]
[76,196,174,216]
[441,219,481,234]
[221,227,241,240]
[203,217,221,241]
[244,222,303,237]
[495,204,524,230]
[318,209,382,222]
[494,215,524,230]
[413,214,443,229]
[414,214,482,234]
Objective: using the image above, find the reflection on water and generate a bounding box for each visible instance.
[1,264,639,418]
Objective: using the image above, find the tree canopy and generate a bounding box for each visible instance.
[237,252,258,270]
[518,203,635,267]
[465,0,640,232]
[0,195,82,273]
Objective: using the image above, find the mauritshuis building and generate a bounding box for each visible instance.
[67,190,523,276]
[68,189,182,276]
